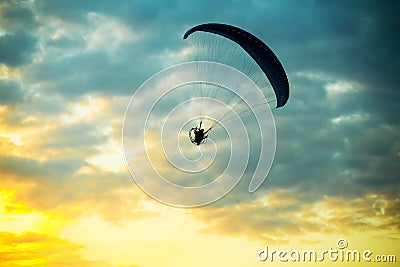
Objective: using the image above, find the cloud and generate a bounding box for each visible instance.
[0,0,38,32]
[0,33,38,67]
[0,80,24,105]
[0,0,396,207]
[34,0,103,22]
[20,18,153,98]
[39,122,109,151]
[0,86,142,220]
[0,1,398,265]
[193,191,400,243]
[0,156,146,223]
[0,1,39,67]
[0,231,127,267]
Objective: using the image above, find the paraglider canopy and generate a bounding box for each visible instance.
[183,23,289,108]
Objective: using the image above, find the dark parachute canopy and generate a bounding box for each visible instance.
[183,23,289,108]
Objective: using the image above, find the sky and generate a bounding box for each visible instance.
[0,0,399,266]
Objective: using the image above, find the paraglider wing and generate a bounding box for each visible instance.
[183,23,289,108]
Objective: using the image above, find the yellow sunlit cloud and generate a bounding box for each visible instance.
[61,96,107,123]
[0,190,43,234]
[87,138,126,173]
[0,65,20,79]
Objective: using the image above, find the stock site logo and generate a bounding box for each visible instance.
[122,24,289,207]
